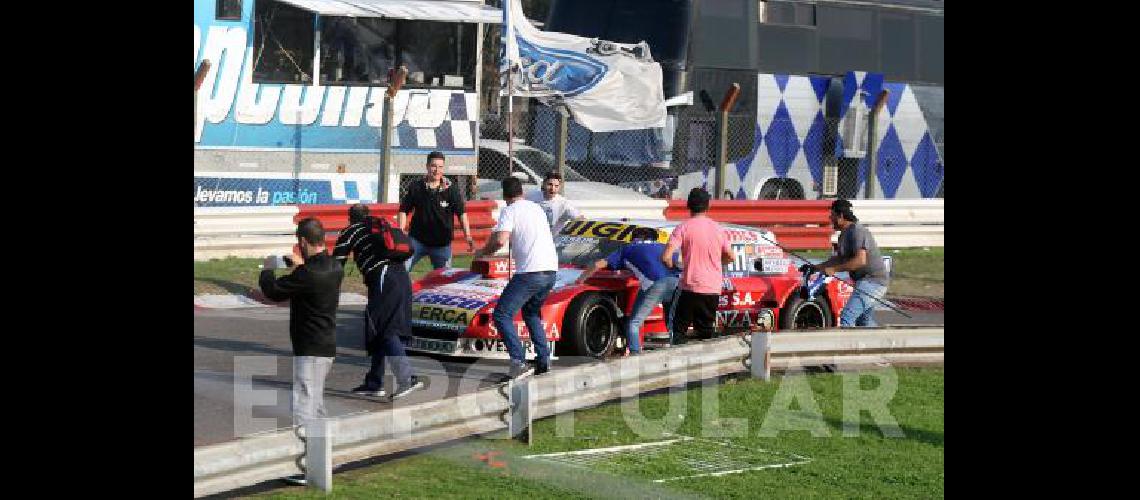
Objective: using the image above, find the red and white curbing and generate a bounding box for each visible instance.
[194,292,368,310]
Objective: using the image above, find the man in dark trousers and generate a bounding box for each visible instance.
[815,199,891,327]
[333,204,424,400]
[398,151,476,271]
[661,188,734,344]
[258,218,343,486]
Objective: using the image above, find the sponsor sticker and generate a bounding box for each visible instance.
[559,221,668,243]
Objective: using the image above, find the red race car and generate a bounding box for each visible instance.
[403,219,853,359]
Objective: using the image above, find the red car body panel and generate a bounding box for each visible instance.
[402,220,849,358]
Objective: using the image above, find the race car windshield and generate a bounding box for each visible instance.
[554,235,627,267]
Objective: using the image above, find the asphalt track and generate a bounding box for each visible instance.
[193,304,943,446]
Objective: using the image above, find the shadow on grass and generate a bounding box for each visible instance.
[823,416,943,447]
[196,277,256,296]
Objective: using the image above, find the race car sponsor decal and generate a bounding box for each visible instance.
[459,338,544,355]
[758,258,793,274]
[559,220,668,243]
[726,242,790,276]
[723,229,774,243]
[413,292,490,310]
[402,337,459,354]
[411,304,475,331]
[487,321,561,339]
[715,309,756,328]
[719,291,757,307]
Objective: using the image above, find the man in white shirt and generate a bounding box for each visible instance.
[473,176,559,378]
[525,171,583,233]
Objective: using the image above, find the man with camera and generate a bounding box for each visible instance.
[333,204,424,400]
[258,218,343,486]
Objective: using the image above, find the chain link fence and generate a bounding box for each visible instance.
[476,101,944,201]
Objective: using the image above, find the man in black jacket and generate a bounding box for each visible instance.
[333,204,423,400]
[398,151,475,271]
[259,218,344,431]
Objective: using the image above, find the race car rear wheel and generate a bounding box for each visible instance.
[561,293,618,358]
[779,293,833,330]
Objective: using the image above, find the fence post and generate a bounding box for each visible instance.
[863,89,891,200]
[378,66,408,203]
[751,331,771,381]
[509,377,533,445]
[304,418,333,492]
[555,107,569,193]
[714,83,741,199]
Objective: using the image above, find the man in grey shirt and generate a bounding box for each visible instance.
[816,199,890,326]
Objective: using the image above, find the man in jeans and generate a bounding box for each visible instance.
[398,151,476,271]
[473,176,558,378]
[258,218,343,486]
[574,227,679,355]
[816,199,890,327]
[661,188,734,344]
[332,204,424,400]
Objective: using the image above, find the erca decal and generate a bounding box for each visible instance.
[412,305,472,330]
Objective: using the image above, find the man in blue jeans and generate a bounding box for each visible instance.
[816,199,890,327]
[575,227,679,355]
[473,176,559,378]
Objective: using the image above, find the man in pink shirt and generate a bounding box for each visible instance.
[661,188,734,345]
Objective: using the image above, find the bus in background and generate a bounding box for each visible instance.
[535,0,944,200]
[194,0,500,207]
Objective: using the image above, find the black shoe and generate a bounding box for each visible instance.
[508,363,535,379]
[390,376,425,400]
[351,384,387,398]
[282,474,307,486]
[535,363,550,376]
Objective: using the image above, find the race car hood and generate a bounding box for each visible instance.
[410,268,585,332]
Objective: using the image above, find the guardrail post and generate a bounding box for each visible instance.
[305,418,333,492]
[750,331,771,381]
[509,377,533,446]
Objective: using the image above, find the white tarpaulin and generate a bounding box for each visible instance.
[275,0,501,24]
[500,0,666,132]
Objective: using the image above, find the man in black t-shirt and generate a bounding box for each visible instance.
[398,151,475,272]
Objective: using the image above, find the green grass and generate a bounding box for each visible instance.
[194,255,476,296]
[247,368,944,499]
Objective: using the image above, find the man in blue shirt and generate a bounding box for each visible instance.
[574,227,680,355]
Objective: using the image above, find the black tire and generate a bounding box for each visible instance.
[779,291,833,330]
[560,293,619,358]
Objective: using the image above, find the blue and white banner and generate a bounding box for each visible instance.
[193,172,378,207]
[499,0,666,132]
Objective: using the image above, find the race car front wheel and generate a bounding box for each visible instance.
[779,293,833,330]
[561,293,618,358]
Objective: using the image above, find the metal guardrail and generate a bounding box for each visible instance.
[193,327,944,497]
[848,199,944,248]
[193,206,300,261]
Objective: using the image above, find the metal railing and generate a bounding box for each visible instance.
[193,326,944,497]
